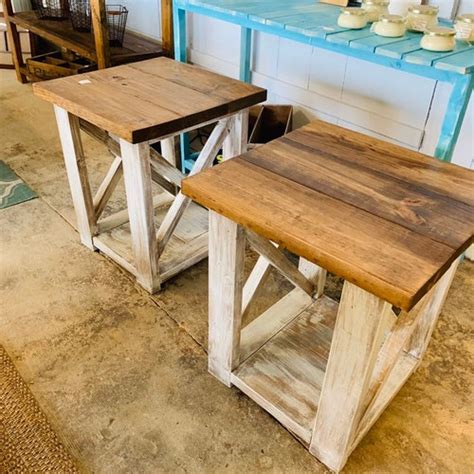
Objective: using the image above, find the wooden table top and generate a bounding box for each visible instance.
[33,57,266,143]
[182,120,474,311]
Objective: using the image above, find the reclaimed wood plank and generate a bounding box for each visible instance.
[351,32,417,53]
[404,41,471,67]
[405,257,460,359]
[310,283,392,472]
[242,254,274,317]
[292,121,474,207]
[253,4,333,27]
[54,106,96,249]
[375,36,423,59]
[243,132,474,249]
[120,140,160,293]
[240,287,313,362]
[33,57,266,143]
[182,120,474,311]
[434,49,474,74]
[156,118,230,255]
[208,211,246,387]
[9,10,162,65]
[326,28,374,46]
[233,295,339,441]
[285,10,345,38]
[245,229,315,297]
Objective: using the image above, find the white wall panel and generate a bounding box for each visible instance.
[189,14,240,67]
[342,58,435,128]
[337,119,418,148]
[276,38,312,89]
[251,70,424,147]
[253,31,280,78]
[308,48,347,100]
[189,48,239,78]
[121,0,161,39]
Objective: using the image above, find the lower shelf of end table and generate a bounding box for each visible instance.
[232,290,419,447]
[93,196,208,284]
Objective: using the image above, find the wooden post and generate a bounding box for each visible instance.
[208,211,245,387]
[406,257,460,360]
[173,5,186,62]
[90,0,110,69]
[54,106,97,249]
[161,0,174,56]
[160,137,177,167]
[223,109,248,159]
[120,139,160,293]
[299,257,327,298]
[92,155,123,218]
[310,282,392,472]
[155,118,230,255]
[1,0,27,82]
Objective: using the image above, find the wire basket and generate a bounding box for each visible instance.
[32,0,69,20]
[107,4,128,47]
[69,0,91,31]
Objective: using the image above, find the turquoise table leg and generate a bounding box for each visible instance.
[240,27,252,83]
[434,75,473,162]
[173,4,187,62]
[173,3,190,172]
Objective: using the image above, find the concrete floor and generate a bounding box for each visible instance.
[1,69,473,473]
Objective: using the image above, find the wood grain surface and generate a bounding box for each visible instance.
[33,57,267,143]
[233,294,339,442]
[9,11,163,66]
[182,120,474,311]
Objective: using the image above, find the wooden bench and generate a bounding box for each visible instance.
[33,57,266,293]
[181,119,474,472]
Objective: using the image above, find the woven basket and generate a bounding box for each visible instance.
[107,4,128,47]
[69,0,91,32]
[31,0,69,20]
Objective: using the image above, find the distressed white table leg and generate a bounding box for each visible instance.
[223,109,249,159]
[54,106,96,249]
[310,282,392,472]
[406,257,460,360]
[208,210,245,387]
[120,139,160,293]
[160,136,177,167]
[299,257,327,298]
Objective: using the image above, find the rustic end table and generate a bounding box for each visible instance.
[182,120,474,471]
[33,57,266,293]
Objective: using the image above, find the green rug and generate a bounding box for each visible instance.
[0,161,37,210]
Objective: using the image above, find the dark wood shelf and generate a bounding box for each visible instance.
[10,11,163,66]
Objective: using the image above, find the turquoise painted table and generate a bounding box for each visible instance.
[173,0,474,162]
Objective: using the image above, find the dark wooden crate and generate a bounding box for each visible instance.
[27,50,94,80]
[249,104,293,148]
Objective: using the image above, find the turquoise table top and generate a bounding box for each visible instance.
[175,0,474,76]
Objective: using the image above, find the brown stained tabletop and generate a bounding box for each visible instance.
[32,57,266,143]
[182,120,474,311]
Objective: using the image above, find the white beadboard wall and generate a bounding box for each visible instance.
[131,0,473,168]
